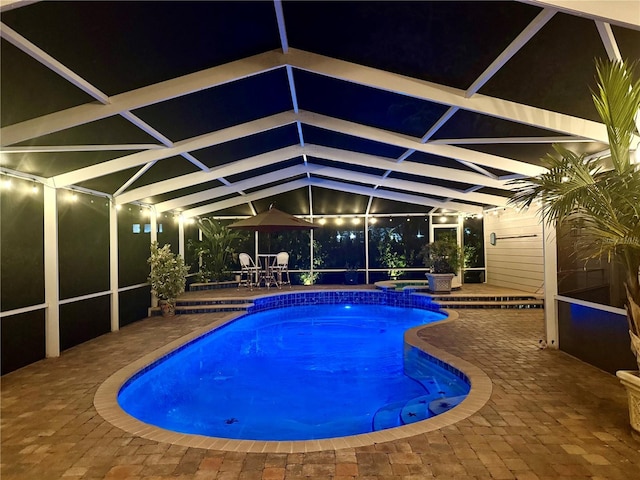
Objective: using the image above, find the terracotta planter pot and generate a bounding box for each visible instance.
[617,370,640,434]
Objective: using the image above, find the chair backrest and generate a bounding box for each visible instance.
[275,251,289,267]
[239,253,254,268]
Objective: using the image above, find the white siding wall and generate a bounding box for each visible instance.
[484,208,544,293]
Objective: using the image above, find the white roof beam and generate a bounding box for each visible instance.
[299,111,546,176]
[1,50,284,146]
[155,164,314,212]
[286,49,609,143]
[595,21,623,60]
[113,162,157,197]
[115,145,303,205]
[180,152,210,172]
[0,23,109,104]
[0,1,40,13]
[429,136,591,144]
[1,144,163,153]
[519,0,640,30]
[3,47,612,148]
[308,177,483,214]
[311,165,508,206]
[465,8,556,97]
[118,111,173,146]
[304,144,509,189]
[53,112,297,187]
[273,0,289,53]
[183,178,310,218]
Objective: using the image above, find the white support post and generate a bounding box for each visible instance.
[543,220,559,348]
[109,199,119,332]
[310,228,314,282]
[150,207,158,307]
[43,185,60,357]
[254,231,259,263]
[364,217,370,284]
[178,215,185,259]
[457,214,464,281]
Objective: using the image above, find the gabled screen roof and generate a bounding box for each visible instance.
[1,0,639,217]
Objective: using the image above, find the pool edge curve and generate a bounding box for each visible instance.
[94,299,492,453]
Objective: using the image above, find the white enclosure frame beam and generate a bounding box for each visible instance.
[287,49,610,143]
[116,145,303,205]
[299,111,547,176]
[308,177,484,214]
[543,219,559,348]
[43,184,60,357]
[1,50,284,146]
[521,0,640,30]
[154,164,314,213]
[109,199,119,332]
[0,23,110,104]
[465,9,556,97]
[183,179,310,218]
[3,49,611,148]
[52,112,297,187]
[595,21,622,61]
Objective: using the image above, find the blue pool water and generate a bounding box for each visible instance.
[118,303,469,440]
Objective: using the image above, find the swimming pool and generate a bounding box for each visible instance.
[118,303,470,441]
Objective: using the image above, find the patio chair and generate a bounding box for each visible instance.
[272,251,291,288]
[238,253,260,290]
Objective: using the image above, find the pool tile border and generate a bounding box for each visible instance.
[94,290,492,453]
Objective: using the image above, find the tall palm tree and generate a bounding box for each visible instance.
[510,59,640,368]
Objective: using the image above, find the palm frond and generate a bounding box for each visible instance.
[592,58,640,173]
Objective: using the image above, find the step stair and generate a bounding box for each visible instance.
[428,295,543,309]
[372,401,405,431]
[149,297,254,316]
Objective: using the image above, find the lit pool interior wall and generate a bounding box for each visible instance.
[246,289,442,312]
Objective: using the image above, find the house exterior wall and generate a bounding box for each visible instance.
[483,208,544,294]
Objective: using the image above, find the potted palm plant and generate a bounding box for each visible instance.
[421,234,462,292]
[510,59,640,432]
[148,241,190,317]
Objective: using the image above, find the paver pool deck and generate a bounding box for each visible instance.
[2,285,639,479]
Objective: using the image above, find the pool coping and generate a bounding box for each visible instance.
[94,297,492,453]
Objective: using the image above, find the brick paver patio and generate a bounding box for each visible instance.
[2,286,639,479]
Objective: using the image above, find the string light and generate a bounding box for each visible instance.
[369,217,377,224]
[318,218,326,225]
[351,217,360,225]
[335,217,343,226]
